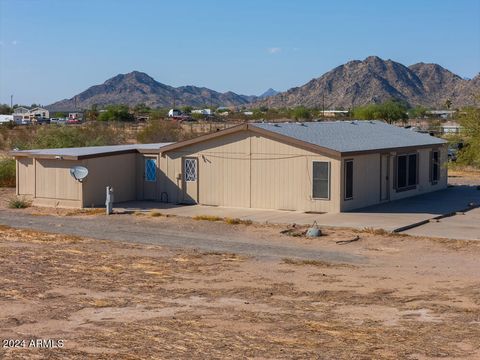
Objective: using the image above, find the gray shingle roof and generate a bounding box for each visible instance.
[12,143,172,158]
[251,121,445,153]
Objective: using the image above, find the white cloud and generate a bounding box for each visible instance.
[267,47,281,54]
[11,40,18,45]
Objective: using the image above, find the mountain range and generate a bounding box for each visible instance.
[256,56,479,109]
[47,56,479,111]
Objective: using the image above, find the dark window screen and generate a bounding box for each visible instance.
[397,155,407,188]
[408,154,417,186]
[345,160,353,199]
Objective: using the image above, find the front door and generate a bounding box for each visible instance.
[380,154,390,201]
[144,156,157,200]
[182,157,198,204]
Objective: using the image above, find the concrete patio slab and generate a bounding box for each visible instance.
[115,185,480,236]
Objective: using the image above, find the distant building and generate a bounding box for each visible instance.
[168,109,182,117]
[426,110,456,119]
[243,111,254,116]
[0,115,13,124]
[12,107,49,124]
[320,110,350,118]
[191,109,213,116]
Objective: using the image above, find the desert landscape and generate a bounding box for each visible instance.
[1,177,480,358]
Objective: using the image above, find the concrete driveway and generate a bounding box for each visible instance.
[405,207,480,240]
[117,185,480,236]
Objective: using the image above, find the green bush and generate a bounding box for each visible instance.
[8,196,31,209]
[0,158,15,187]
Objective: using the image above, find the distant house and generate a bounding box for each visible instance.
[12,107,49,124]
[191,109,213,116]
[29,107,49,119]
[243,111,254,116]
[426,110,456,119]
[68,112,84,121]
[320,110,350,118]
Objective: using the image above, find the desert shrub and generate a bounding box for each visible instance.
[224,217,253,225]
[457,107,480,168]
[32,123,126,149]
[0,158,15,187]
[193,215,223,222]
[8,196,31,209]
[137,120,188,143]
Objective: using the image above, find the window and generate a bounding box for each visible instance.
[431,151,440,183]
[145,158,157,182]
[396,153,417,191]
[184,158,197,182]
[344,160,353,200]
[312,161,330,199]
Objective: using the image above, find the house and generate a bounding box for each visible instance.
[320,110,350,118]
[29,107,49,119]
[191,109,213,116]
[11,121,447,212]
[13,107,32,124]
[12,107,50,124]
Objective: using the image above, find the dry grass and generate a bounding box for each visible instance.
[0,225,479,359]
[282,257,355,268]
[193,215,223,222]
[64,208,105,216]
[224,217,253,225]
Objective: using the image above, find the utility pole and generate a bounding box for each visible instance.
[10,95,13,109]
[322,93,325,119]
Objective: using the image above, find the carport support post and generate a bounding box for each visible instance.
[106,186,114,215]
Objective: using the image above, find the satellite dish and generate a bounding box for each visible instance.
[70,166,89,182]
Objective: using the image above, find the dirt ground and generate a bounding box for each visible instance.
[1,219,480,359]
[1,172,479,358]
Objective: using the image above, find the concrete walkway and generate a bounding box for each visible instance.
[116,185,480,235]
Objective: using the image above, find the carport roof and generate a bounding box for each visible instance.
[11,143,172,160]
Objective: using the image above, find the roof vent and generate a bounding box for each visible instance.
[350,121,358,125]
[274,123,280,127]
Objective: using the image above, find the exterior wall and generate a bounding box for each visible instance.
[82,153,137,207]
[340,153,381,211]
[162,130,341,212]
[388,146,448,202]
[34,159,82,208]
[340,145,448,211]
[15,152,137,208]
[17,158,35,196]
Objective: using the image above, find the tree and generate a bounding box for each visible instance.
[291,106,311,120]
[97,105,134,122]
[353,100,408,124]
[457,107,480,167]
[409,106,428,119]
[0,104,12,115]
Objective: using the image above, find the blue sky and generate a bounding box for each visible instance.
[0,0,479,105]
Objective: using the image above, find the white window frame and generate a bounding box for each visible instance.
[184,158,197,182]
[312,161,330,200]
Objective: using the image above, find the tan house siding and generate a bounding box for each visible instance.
[34,159,82,207]
[340,145,448,211]
[17,158,35,196]
[389,146,448,202]
[163,130,340,212]
[82,153,137,207]
[340,153,381,212]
